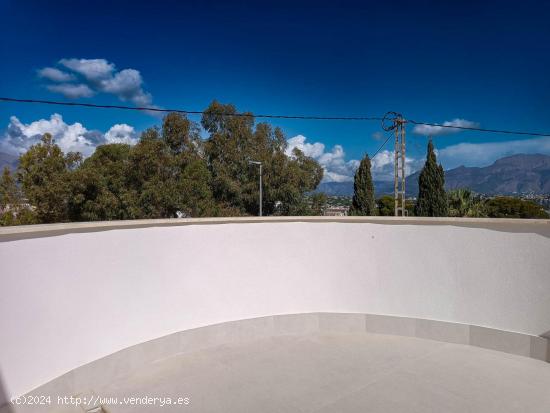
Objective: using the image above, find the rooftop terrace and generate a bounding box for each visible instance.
[1,217,549,412]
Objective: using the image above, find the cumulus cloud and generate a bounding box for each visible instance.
[59,58,115,81]
[412,118,479,136]
[286,135,361,183]
[285,135,325,158]
[99,69,152,106]
[286,134,425,183]
[0,114,137,158]
[46,84,94,99]
[37,67,75,82]
[38,58,155,107]
[104,124,138,145]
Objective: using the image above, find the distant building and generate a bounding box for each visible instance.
[0,202,34,216]
[324,206,349,216]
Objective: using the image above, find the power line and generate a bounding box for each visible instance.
[0,97,383,121]
[372,132,393,158]
[2,96,550,137]
[407,119,550,137]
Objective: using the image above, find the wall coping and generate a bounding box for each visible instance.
[1,216,549,241]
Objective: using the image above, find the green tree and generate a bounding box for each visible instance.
[162,112,200,155]
[415,140,448,217]
[376,195,415,216]
[69,143,137,221]
[202,101,323,215]
[10,104,326,223]
[176,156,217,217]
[18,133,81,223]
[202,101,254,211]
[127,114,216,218]
[484,197,549,219]
[349,154,375,216]
[128,127,181,218]
[376,195,394,216]
[447,188,487,218]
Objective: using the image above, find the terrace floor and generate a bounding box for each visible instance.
[66,332,550,413]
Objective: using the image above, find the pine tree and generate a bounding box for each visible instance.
[415,140,448,217]
[349,154,375,216]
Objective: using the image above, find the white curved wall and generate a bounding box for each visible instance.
[1,218,549,400]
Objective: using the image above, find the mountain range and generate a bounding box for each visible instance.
[317,154,550,196]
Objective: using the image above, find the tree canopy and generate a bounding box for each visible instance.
[18,133,81,223]
[4,102,324,225]
[201,101,323,216]
[484,197,549,219]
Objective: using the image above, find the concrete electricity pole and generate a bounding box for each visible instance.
[394,118,406,216]
[249,160,263,216]
[383,112,407,216]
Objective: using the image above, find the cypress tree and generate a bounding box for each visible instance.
[415,140,448,217]
[349,154,375,216]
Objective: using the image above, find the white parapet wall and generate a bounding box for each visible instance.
[1,217,549,402]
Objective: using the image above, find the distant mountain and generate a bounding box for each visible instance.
[316,180,394,196]
[0,152,18,172]
[317,154,550,196]
[316,181,353,196]
[417,153,550,195]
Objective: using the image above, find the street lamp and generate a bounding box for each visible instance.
[249,160,262,216]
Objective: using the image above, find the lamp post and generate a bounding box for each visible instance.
[249,160,262,216]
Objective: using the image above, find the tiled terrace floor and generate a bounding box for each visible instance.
[6,332,550,413]
[91,332,550,412]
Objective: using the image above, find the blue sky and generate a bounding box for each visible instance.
[1,0,549,181]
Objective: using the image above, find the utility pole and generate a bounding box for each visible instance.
[249,160,262,216]
[400,119,406,216]
[394,123,399,215]
[383,112,407,216]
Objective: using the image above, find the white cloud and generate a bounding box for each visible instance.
[39,58,155,108]
[37,67,75,82]
[412,118,479,136]
[286,135,361,183]
[286,134,424,183]
[46,84,94,99]
[104,124,138,145]
[0,114,137,158]
[285,135,325,158]
[59,58,115,81]
[99,69,152,106]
